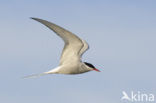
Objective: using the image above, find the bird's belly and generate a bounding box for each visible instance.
[59,67,80,74]
[59,64,89,74]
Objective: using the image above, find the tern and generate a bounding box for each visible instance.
[24,18,100,78]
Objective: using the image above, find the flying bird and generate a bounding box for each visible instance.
[24,18,100,78]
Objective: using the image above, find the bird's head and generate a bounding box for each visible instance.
[84,62,100,72]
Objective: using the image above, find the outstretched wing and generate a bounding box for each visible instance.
[31,18,89,65]
[79,40,89,57]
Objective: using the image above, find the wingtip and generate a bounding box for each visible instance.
[30,17,37,20]
[30,17,44,22]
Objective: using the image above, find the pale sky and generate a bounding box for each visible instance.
[0,0,156,103]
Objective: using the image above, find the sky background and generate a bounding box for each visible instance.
[0,0,156,103]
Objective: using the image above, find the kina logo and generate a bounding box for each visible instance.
[121,91,155,102]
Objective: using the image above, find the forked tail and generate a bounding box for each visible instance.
[23,72,49,79]
[23,66,60,78]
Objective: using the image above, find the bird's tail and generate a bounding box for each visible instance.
[23,72,49,79]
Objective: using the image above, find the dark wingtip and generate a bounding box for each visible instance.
[30,17,34,19]
[30,17,39,20]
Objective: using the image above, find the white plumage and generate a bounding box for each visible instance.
[24,18,100,78]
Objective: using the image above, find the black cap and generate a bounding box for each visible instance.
[84,62,95,68]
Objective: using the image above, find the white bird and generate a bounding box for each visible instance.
[24,18,100,78]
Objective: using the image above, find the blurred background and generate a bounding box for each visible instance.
[0,0,156,103]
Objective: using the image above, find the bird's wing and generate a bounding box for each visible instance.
[31,18,89,64]
[79,39,89,57]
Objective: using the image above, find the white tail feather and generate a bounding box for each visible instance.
[23,67,60,79]
[23,72,49,79]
